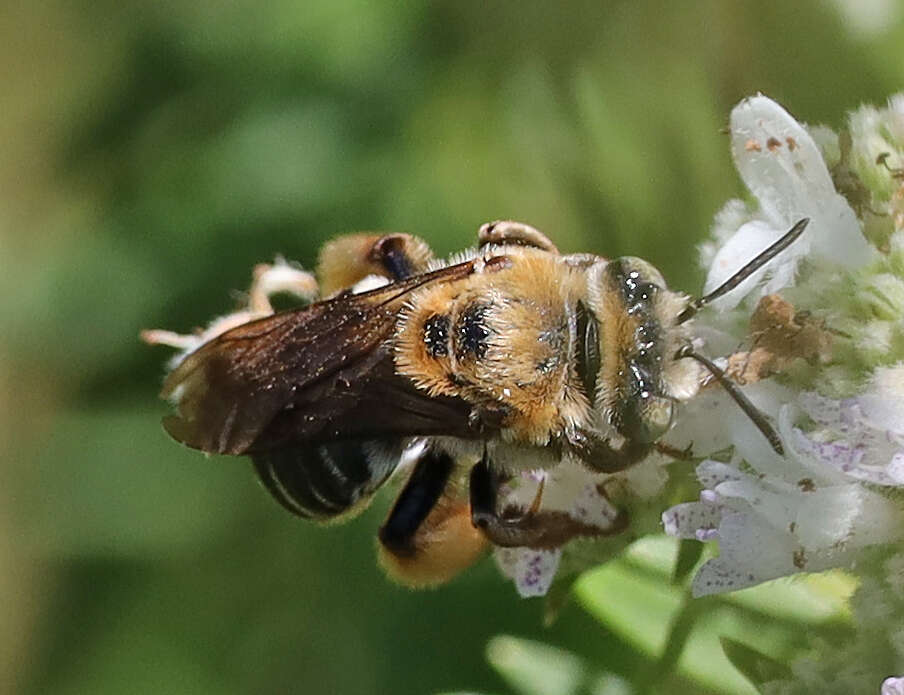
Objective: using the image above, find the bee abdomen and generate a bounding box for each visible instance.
[251,440,397,520]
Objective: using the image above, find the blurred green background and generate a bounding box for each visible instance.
[2,1,902,693]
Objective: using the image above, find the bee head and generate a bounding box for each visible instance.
[589,218,809,455]
[582,256,695,444]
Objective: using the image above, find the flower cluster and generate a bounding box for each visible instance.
[494,93,904,692]
[661,94,904,595]
[656,95,904,693]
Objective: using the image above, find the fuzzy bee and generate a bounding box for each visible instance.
[146,219,807,587]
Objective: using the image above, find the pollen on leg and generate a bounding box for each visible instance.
[377,499,489,588]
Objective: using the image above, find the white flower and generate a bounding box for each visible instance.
[494,462,623,598]
[662,371,904,597]
[662,372,904,597]
[658,97,904,598]
[703,95,875,310]
[663,457,904,597]
[786,374,904,487]
[496,547,562,598]
[499,95,904,612]
[883,676,904,695]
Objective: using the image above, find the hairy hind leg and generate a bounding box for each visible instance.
[317,233,433,296]
[377,446,488,587]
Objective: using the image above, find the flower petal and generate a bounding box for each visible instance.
[731,95,873,269]
[696,460,746,489]
[858,364,904,436]
[731,96,837,226]
[662,502,722,539]
[882,676,904,695]
[790,390,904,487]
[704,96,875,309]
[691,512,799,597]
[495,548,562,598]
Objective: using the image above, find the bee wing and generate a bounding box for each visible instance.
[161,261,478,455]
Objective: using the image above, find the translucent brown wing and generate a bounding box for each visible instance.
[161,260,479,455]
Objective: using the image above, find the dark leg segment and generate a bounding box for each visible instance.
[369,235,421,281]
[469,451,628,549]
[563,428,652,473]
[378,448,455,556]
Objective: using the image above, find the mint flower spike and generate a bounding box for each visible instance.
[703,95,876,310]
[486,92,904,695]
[496,95,904,638]
[660,96,904,599]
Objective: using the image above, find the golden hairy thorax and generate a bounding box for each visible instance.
[394,246,702,451]
[395,248,592,445]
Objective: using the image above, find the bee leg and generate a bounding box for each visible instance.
[469,452,627,549]
[377,447,489,587]
[247,259,319,314]
[562,428,652,473]
[317,233,434,295]
[477,220,560,254]
[141,260,317,356]
[654,441,695,460]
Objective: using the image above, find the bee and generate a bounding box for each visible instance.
[146,219,807,587]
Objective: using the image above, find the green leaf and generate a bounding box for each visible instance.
[575,560,684,658]
[486,636,586,695]
[672,539,704,585]
[575,561,783,694]
[637,593,714,692]
[543,573,577,627]
[719,637,793,691]
[722,572,855,625]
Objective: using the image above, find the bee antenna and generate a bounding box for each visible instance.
[675,345,784,455]
[677,218,809,324]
